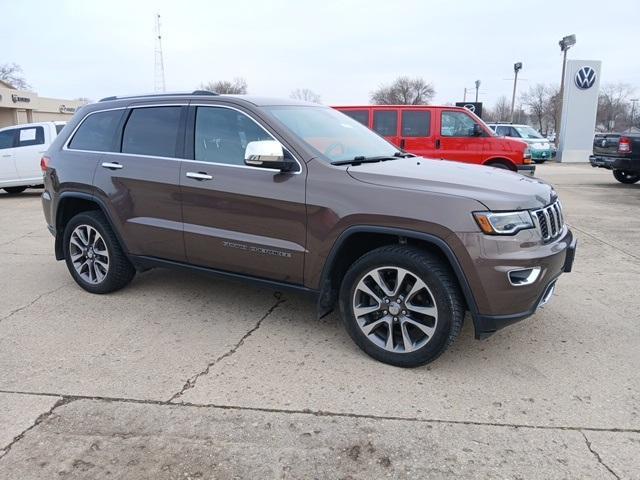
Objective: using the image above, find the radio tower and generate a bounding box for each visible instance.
[154,14,166,92]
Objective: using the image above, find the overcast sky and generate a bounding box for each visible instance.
[2,0,638,106]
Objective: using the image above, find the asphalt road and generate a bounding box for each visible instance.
[0,163,638,479]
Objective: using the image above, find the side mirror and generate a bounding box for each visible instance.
[472,124,484,137]
[244,140,295,172]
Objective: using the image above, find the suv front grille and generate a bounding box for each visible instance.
[532,201,564,242]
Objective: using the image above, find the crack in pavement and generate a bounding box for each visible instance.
[581,431,622,480]
[0,284,69,325]
[0,396,71,461]
[567,223,640,262]
[0,230,42,247]
[1,388,639,435]
[167,292,285,403]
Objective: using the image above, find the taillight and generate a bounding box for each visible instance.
[618,137,632,154]
[40,156,50,173]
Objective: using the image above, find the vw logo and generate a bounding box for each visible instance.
[575,66,596,90]
[463,104,476,112]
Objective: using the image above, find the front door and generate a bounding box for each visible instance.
[399,109,435,157]
[0,129,18,183]
[14,125,47,182]
[436,110,486,164]
[180,105,306,285]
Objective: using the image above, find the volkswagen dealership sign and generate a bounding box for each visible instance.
[575,66,597,90]
[558,60,601,163]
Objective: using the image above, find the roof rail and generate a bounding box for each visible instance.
[99,90,219,102]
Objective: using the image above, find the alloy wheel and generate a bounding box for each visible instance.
[352,266,438,353]
[69,224,110,284]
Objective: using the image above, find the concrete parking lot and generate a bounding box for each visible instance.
[0,163,638,479]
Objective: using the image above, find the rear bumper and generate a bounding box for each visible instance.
[589,155,640,172]
[471,231,577,339]
[517,164,536,176]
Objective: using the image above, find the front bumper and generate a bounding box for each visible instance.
[517,164,536,176]
[531,149,553,161]
[589,155,640,172]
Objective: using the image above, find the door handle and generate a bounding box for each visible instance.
[101,162,123,170]
[186,171,213,181]
[435,139,441,149]
[399,139,406,149]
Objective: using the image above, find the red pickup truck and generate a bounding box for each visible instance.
[333,105,535,174]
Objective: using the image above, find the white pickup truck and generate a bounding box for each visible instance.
[0,121,65,194]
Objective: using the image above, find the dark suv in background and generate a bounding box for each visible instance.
[42,92,576,367]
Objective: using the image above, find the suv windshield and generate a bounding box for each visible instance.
[513,125,544,139]
[266,106,399,163]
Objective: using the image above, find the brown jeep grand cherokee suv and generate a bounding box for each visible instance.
[41,92,576,367]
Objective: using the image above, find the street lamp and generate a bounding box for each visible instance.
[510,62,523,123]
[474,80,481,102]
[556,34,576,146]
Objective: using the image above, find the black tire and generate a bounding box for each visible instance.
[613,170,640,184]
[486,161,512,171]
[3,186,27,194]
[534,159,546,164]
[63,211,135,294]
[339,245,465,367]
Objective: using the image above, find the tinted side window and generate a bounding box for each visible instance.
[69,110,123,152]
[401,111,431,137]
[122,107,182,157]
[508,127,521,137]
[55,124,65,134]
[373,111,398,136]
[195,107,272,165]
[343,110,369,127]
[17,127,45,147]
[440,111,477,137]
[495,125,509,136]
[0,129,16,150]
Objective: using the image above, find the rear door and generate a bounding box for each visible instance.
[0,128,18,183]
[436,109,485,164]
[180,104,306,284]
[399,109,435,157]
[14,125,47,181]
[92,104,187,262]
[372,108,400,147]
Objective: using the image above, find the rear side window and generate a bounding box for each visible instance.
[343,110,369,127]
[122,107,182,158]
[373,111,398,136]
[401,111,431,137]
[17,127,45,147]
[0,129,16,150]
[69,110,123,152]
[495,126,509,136]
[55,124,65,134]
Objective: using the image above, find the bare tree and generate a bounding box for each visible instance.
[546,85,561,136]
[0,63,30,90]
[371,76,435,105]
[597,83,635,131]
[201,77,248,94]
[491,95,512,122]
[521,84,549,133]
[290,88,321,103]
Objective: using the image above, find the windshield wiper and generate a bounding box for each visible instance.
[394,151,414,158]
[331,155,401,166]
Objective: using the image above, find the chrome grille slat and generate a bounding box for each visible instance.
[532,201,564,242]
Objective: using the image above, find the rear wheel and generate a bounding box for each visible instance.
[486,161,513,171]
[3,186,27,194]
[63,211,135,294]
[339,245,464,367]
[613,170,640,184]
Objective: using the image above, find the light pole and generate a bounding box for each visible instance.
[556,34,576,147]
[474,80,481,102]
[510,62,523,123]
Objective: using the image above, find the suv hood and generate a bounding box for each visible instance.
[347,158,555,211]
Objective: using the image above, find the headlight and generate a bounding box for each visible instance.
[473,211,534,235]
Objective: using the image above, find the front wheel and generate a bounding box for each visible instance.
[339,245,465,367]
[613,170,640,184]
[3,186,27,194]
[63,211,135,294]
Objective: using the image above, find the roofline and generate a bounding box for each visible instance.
[331,104,466,109]
[98,90,218,102]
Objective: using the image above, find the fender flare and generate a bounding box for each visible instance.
[483,157,517,171]
[318,225,479,319]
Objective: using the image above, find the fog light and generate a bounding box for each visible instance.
[508,267,541,286]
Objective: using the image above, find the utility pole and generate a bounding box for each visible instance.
[463,87,467,102]
[510,62,523,123]
[631,98,639,127]
[474,80,481,102]
[154,14,166,93]
[556,34,576,146]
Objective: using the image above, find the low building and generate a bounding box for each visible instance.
[0,80,86,128]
